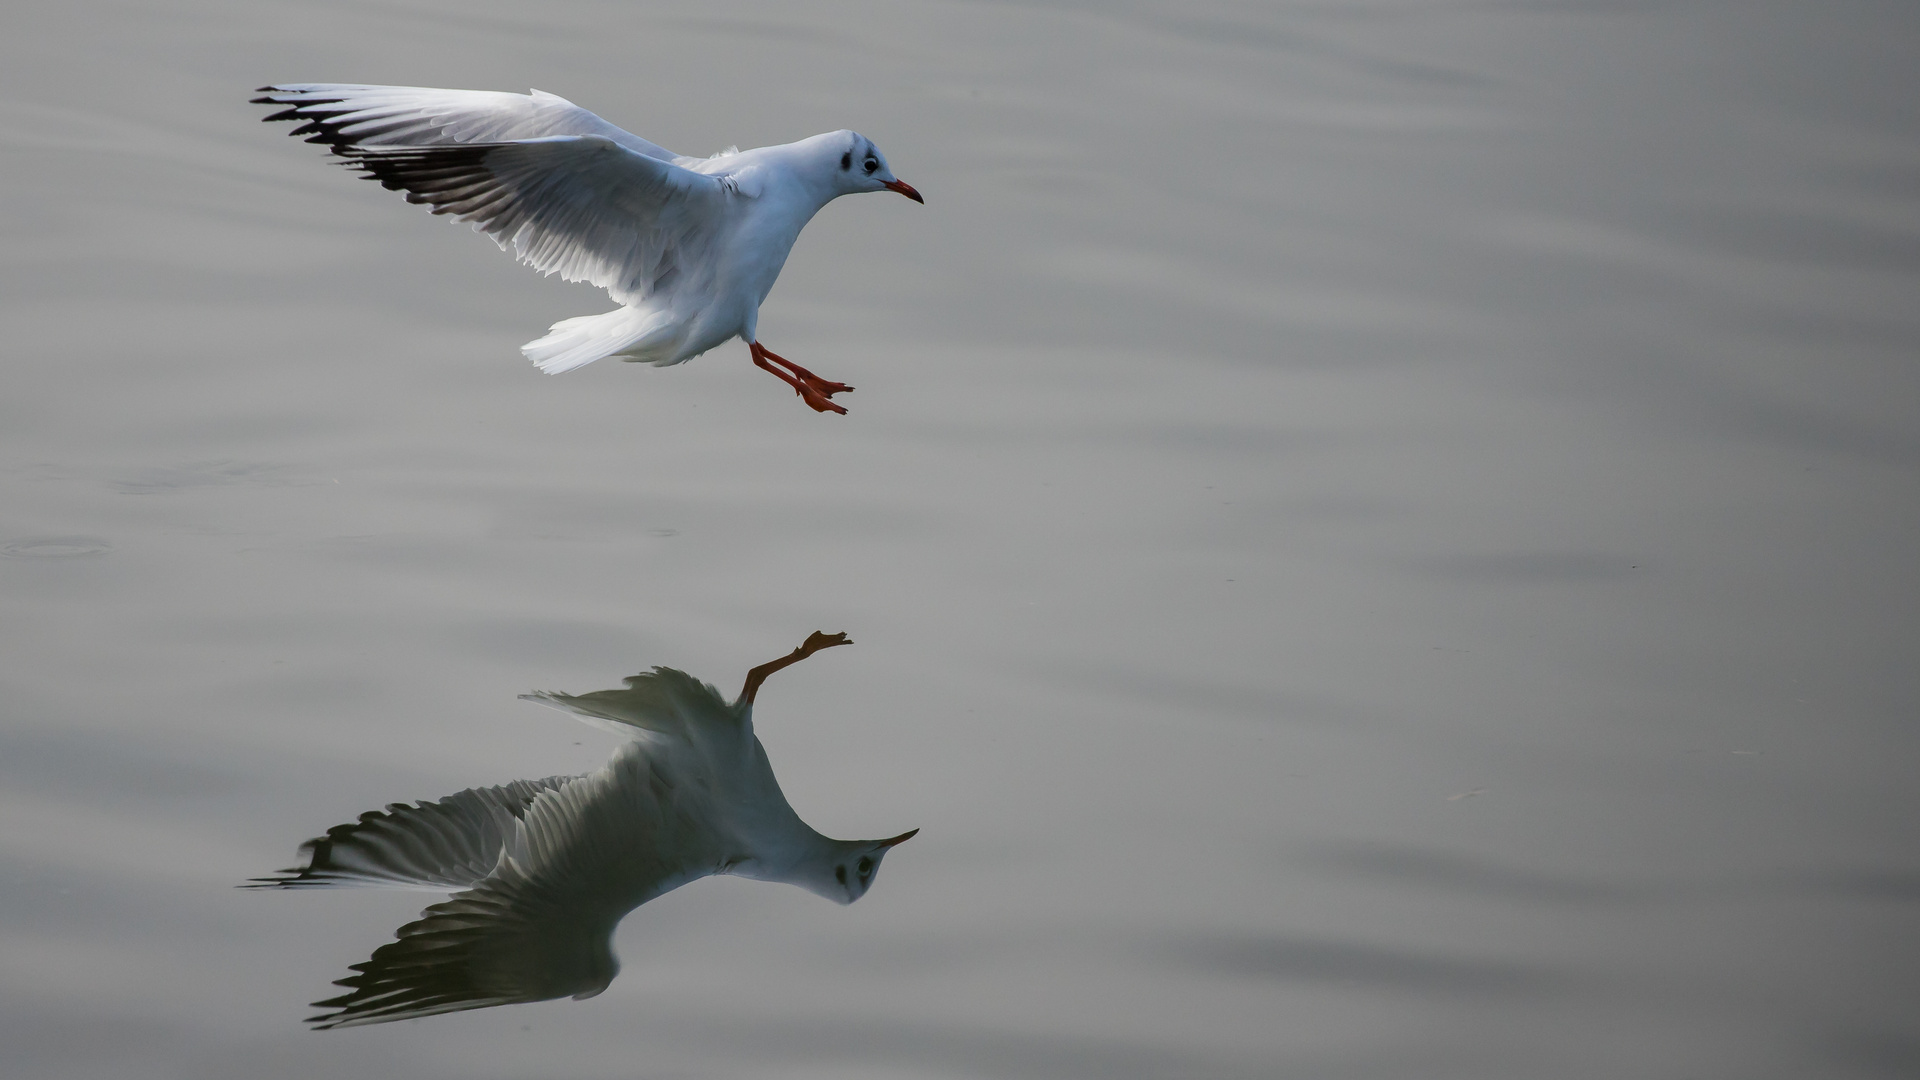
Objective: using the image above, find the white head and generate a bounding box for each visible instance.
[803,829,919,905]
[820,131,924,204]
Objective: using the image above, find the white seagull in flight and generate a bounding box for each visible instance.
[253,84,924,413]
[246,632,916,1028]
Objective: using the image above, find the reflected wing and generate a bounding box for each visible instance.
[521,666,741,741]
[307,872,621,1028]
[252,83,687,162]
[246,777,572,891]
[306,743,723,1028]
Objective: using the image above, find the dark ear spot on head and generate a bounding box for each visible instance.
[840,151,852,171]
[835,865,848,884]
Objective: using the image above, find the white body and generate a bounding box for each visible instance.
[254,85,918,375]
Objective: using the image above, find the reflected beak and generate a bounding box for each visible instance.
[882,179,924,204]
[877,828,920,847]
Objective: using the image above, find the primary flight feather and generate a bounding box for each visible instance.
[253,84,923,413]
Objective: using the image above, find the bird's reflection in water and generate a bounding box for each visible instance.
[247,632,916,1029]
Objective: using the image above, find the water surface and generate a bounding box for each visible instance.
[2,1,1917,1077]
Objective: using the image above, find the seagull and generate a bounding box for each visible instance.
[252,84,925,414]
[246,632,916,1028]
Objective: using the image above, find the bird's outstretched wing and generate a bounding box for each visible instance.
[305,743,717,1028]
[306,870,622,1028]
[245,777,572,891]
[521,666,741,742]
[252,83,687,162]
[255,85,740,304]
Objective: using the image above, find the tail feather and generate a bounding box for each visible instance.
[520,307,679,374]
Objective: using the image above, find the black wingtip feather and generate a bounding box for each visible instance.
[256,92,354,141]
[337,145,494,198]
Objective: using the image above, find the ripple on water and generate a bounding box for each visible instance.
[1,536,111,559]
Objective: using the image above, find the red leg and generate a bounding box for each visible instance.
[770,356,854,398]
[754,342,854,398]
[751,341,847,414]
[738,631,852,706]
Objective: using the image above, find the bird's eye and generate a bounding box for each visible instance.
[863,158,879,174]
[835,865,848,885]
[857,856,874,877]
[840,152,852,171]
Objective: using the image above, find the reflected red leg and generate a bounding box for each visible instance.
[738,631,852,706]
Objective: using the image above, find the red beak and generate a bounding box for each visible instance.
[882,179,924,204]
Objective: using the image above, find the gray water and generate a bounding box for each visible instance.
[3,1,1918,1076]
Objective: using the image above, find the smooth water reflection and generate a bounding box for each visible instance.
[3,0,1918,1077]
[248,633,914,1028]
